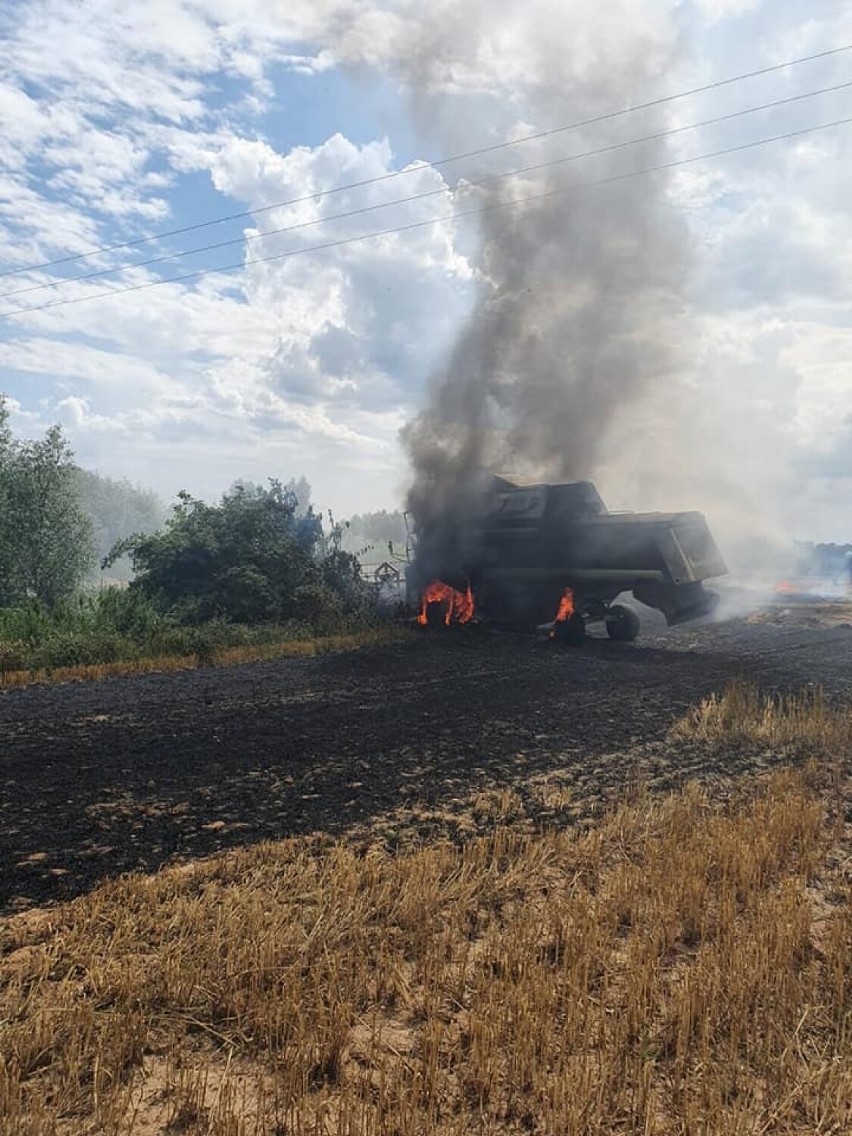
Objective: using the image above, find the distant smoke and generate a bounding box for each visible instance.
[393,1,690,577]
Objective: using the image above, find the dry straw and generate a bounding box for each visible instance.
[2,756,850,1134]
[673,679,852,758]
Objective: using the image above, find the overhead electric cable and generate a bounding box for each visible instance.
[2,112,850,322]
[1,41,850,281]
[3,79,850,302]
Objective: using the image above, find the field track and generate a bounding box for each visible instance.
[2,610,850,912]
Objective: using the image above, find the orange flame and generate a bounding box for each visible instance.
[775,580,796,595]
[554,587,575,622]
[417,580,474,626]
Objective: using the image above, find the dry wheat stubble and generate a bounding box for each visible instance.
[1,689,851,1136]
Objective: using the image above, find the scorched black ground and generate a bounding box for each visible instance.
[1,606,851,913]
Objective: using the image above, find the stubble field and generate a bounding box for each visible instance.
[1,604,851,1133]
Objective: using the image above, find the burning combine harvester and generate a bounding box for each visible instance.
[409,477,727,644]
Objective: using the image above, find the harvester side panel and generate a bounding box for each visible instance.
[410,478,728,630]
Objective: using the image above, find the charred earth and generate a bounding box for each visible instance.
[1,605,850,914]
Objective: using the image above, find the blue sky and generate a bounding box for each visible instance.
[0,0,851,551]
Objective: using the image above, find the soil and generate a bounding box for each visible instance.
[2,604,851,914]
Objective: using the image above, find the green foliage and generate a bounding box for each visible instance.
[0,588,380,673]
[0,591,159,671]
[0,401,376,668]
[105,480,365,627]
[0,397,94,607]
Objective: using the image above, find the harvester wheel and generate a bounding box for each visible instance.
[554,612,586,646]
[606,604,640,643]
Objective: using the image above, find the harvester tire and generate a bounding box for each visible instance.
[607,604,640,643]
[554,612,586,646]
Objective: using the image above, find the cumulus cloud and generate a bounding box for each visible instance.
[0,7,473,513]
[693,0,761,25]
[0,0,849,540]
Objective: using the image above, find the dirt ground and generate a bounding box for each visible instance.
[2,601,851,914]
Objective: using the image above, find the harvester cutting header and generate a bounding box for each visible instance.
[408,476,727,644]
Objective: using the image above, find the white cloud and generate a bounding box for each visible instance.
[0,0,850,538]
[0,64,473,505]
[693,0,760,25]
[0,336,168,385]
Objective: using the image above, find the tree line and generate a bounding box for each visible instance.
[0,400,93,608]
[0,398,363,629]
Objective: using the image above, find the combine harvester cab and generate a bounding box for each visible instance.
[411,477,728,643]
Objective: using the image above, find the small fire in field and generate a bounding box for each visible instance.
[775,581,797,595]
[554,586,575,622]
[418,580,475,626]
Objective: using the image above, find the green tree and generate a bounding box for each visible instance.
[0,400,12,598]
[0,398,94,607]
[106,480,363,626]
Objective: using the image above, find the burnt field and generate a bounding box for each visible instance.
[1,605,851,914]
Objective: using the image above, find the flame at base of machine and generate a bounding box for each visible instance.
[548,586,578,640]
[418,580,475,626]
[554,587,575,623]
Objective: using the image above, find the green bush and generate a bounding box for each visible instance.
[105,482,366,627]
[0,587,384,674]
[0,476,385,675]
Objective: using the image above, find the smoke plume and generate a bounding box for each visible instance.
[393,1,690,576]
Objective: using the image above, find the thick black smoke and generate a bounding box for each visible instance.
[397,1,690,579]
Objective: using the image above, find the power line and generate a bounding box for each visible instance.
[1,41,850,282]
[2,113,850,322]
[3,79,850,303]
